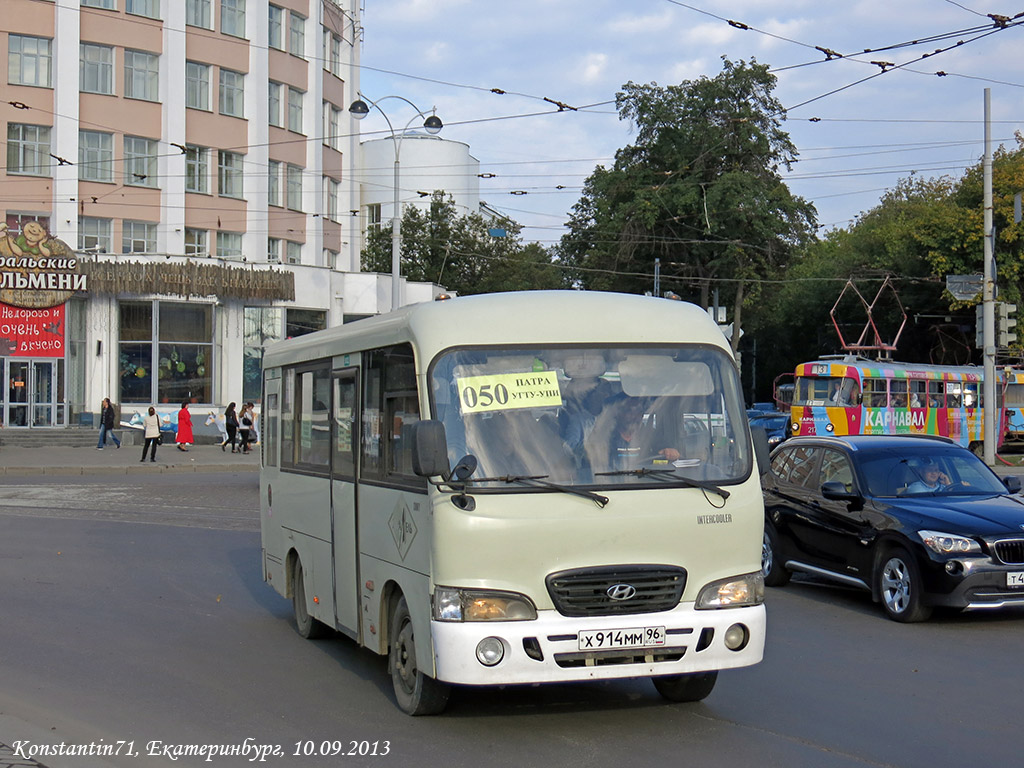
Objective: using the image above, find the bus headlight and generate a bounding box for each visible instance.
[695,572,764,609]
[433,587,537,621]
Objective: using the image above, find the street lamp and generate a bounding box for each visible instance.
[349,95,443,311]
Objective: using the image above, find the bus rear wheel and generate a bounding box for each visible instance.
[292,558,330,639]
[652,671,718,702]
[389,596,450,716]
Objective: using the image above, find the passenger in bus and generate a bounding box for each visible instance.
[605,396,680,469]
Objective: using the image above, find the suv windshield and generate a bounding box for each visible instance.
[857,446,1009,497]
[429,345,750,489]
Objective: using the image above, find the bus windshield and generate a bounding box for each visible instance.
[430,345,750,488]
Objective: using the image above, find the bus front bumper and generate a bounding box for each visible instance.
[431,602,765,686]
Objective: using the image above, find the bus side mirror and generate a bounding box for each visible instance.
[750,425,770,476]
[1004,475,1022,493]
[410,420,450,478]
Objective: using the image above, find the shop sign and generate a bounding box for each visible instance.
[0,226,86,309]
[0,302,65,357]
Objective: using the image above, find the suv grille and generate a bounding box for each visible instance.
[993,539,1024,565]
[546,565,686,617]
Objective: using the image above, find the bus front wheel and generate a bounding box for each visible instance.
[389,596,450,716]
[652,671,718,702]
[292,558,330,639]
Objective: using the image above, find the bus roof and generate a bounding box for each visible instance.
[263,291,731,369]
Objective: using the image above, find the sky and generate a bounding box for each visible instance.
[354,0,1024,249]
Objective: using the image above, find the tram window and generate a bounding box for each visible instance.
[963,383,979,408]
[862,378,888,408]
[890,380,908,408]
[908,380,926,408]
[1006,383,1024,408]
[928,381,944,407]
[946,383,962,408]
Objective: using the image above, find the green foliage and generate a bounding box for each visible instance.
[556,57,817,348]
[362,192,565,296]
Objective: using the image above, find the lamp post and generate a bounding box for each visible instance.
[349,95,443,312]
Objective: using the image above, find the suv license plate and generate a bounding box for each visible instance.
[578,627,666,651]
[1007,572,1024,587]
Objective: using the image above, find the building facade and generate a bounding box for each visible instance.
[1,0,446,430]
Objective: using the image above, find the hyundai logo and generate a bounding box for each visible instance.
[606,583,637,601]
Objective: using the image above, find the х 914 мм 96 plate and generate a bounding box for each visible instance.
[578,626,667,651]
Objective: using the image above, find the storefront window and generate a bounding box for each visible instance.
[243,306,282,403]
[285,308,325,338]
[118,301,213,404]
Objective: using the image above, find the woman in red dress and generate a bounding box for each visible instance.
[176,402,194,452]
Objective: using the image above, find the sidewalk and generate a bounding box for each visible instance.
[0,443,259,476]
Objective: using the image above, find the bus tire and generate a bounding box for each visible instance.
[762,521,791,587]
[389,596,450,716]
[292,558,330,639]
[652,671,718,702]
[876,546,932,623]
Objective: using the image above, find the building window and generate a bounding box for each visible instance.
[124,136,158,187]
[185,228,208,257]
[78,217,112,253]
[185,145,209,193]
[323,102,340,150]
[80,43,113,94]
[243,306,282,402]
[267,237,281,263]
[287,87,304,133]
[185,61,210,110]
[268,81,283,127]
[325,176,339,222]
[286,241,301,265]
[124,49,159,101]
[286,308,326,337]
[218,150,244,198]
[122,220,157,253]
[126,0,160,19]
[217,231,242,259]
[324,248,339,269]
[289,12,306,57]
[367,203,382,232]
[219,68,245,117]
[221,0,246,38]
[8,35,53,88]
[118,301,214,405]
[325,31,342,77]
[268,160,282,207]
[286,164,303,211]
[268,5,284,50]
[79,131,114,182]
[186,0,212,28]
[5,214,50,237]
[82,0,117,7]
[6,124,51,177]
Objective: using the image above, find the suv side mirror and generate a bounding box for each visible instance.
[821,480,862,503]
[409,420,450,478]
[1003,475,1022,493]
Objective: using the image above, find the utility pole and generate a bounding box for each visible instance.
[982,88,996,465]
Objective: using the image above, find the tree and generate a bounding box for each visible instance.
[362,191,565,296]
[557,58,817,351]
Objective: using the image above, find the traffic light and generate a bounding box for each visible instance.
[997,302,1018,347]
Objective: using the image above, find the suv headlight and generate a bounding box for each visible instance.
[696,572,764,609]
[432,587,537,622]
[917,530,981,555]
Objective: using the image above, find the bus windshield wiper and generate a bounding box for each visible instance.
[472,474,609,508]
[593,468,730,499]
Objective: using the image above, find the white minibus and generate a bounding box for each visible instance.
[260,291,768,714]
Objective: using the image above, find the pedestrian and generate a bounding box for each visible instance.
[224,402,239,453]
[96,397,121,450]
[176,402,193,452]
[239,402,254,454]
[141,406,160,463]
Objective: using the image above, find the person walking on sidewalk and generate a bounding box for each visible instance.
[97,397,121,450]
[224,402,239,453]
[141,406,160,463]
[176,402,193,452]
[239,402,254,454]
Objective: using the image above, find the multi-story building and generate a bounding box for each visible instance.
[1,0,445,432]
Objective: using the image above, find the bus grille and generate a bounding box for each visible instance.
[993,539,1024,565]
[545,565,686,617]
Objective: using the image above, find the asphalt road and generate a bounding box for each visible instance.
[1,473,1022,768]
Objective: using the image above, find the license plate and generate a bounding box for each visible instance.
[1007,572,1024,587]
[578,626,666,651]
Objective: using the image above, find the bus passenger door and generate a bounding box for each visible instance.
[331,368,360,637]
